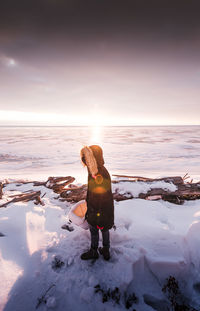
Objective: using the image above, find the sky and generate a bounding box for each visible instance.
[0,0,200,126]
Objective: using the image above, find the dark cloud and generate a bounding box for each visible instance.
[0,0,199,65]
[0,0,200,125]
[1,0,200,40]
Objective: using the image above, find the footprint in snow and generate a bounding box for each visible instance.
[51,255,65,271]
[124,221,132,230]
[61,224,74,232]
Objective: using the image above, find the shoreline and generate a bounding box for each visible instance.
[1,171,200,185]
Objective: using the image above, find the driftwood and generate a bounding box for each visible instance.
[60,184,87,202]
[0,176,75,208]
[46,176,75,193]
[113,192,133,201]
[46,174,200,205]
[0,191,44,208]
[110,174,200,204]
[0,175,199,206]
[59,183,134,203]
[11,176,75,189]
[112,174,154,181]
[141,182,200,204]
[112,175,184,185]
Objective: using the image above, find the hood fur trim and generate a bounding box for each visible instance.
[80,146,98,176]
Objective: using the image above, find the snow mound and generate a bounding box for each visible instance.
[112,181,177,197]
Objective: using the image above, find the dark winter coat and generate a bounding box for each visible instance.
[85,165,114,231]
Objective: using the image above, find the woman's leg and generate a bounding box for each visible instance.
[100,229,110,260]
[89,224,99,249]
[80,225,99,260]
[102,229,110,248]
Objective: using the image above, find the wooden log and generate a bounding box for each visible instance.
[146,195,162,201]
[47,176,74,183]
[112,175,184,185]
[155,176,184,185]
[12,178,72,188]
[60,184,87,202]
[112,174,153,181]
[0,191,44,208]
[139,188,169,199]
[7,180,46,187]
[113,192,133,201]
[162,194,200,205]
[139,182,200,204]
[7,176,75,189]
[46,176,75,193]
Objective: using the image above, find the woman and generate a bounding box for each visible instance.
[80,145,114,261]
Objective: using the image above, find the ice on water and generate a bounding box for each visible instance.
[0,125,200,182]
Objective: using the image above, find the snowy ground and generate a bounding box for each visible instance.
[1,180,200,311]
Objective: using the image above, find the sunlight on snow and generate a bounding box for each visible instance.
[26,211,57,256]
[26,212,46,255]
[0,250,23,309]
[89,125,102,145]
[194,210,200,217]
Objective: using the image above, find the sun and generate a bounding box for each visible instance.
[89,125,102,144]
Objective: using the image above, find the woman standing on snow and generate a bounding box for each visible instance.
[80,145,114,261]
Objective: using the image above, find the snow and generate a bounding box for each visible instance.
[1,180,200,311]
[46,296,57,309]
[112,180,177,197]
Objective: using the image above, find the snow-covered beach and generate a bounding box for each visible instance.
[1,126,200,311]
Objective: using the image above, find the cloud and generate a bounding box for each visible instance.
[0,54,18,68]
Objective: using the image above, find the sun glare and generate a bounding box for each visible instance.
[0,109,124,126]
[89,125,102,144]
[0,110,111,126]
[0,109,187,126]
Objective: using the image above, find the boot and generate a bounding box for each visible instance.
[81,248,99,260]
[99,247,110,261]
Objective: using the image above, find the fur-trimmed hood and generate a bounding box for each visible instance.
[80,145,105,176]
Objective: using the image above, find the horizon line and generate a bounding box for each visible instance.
[0,124,199,127]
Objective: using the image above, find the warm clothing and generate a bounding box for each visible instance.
[80,146,99,176]
[86,165,114,230]
[81,145,114,231]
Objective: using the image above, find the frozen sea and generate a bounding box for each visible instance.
[0,125,200,183]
